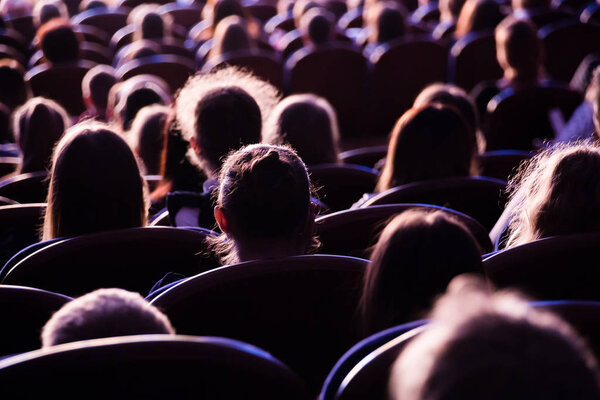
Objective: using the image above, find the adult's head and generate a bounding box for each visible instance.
[13,97,70,173]
[41,288,175,347]
[0,59,29,110]
[129,104,170,175]
[512,0,550,11]
[81,64,118,119]
[506,142,600,248]
[33,0,68,27]
[495,16,541,84]
[390,280,600,400]
[43,121,148,240]
[213,144,315,264]
[36,19,80,64]
[439,0,466,23]
[210,15,252,59]
[176,67,280,177]
[377,104,477,192]
[455,0,503,38]
[360,210,482,334]
[113,76,171,131]
[299,7,335,45]
[211,0,245,31]
[129,4,173,41]
[263,94,340,165]
[365,1,406,45]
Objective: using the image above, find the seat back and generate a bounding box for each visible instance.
[0,285,71,356]
[316,204,493,257]
[478,150,533,181]
[0,156,18,178]
[6,15,35,43]
[485,85,581,150]
[369,36,448,136]
[361,177,508,231]
[151,254,368,393]
[117,54,197,92]
[484,232,600,301]
[201,49,283,89]
[285,44,369,138]
[71,7,130,37]
[0,335,309,399]
[339,145,387,169]
[158,3,204,30]
[0,203,45,268]
[309,164,379,211]
[2,227,218,297]
[0,171,48,203]
[448,31,502,91]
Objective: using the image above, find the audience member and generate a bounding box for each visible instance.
[209,15,252,60]
[299,7,335,46]
[454,0,503,38]
[112,76,171,131]
[32,0,68,28]
[81,64,118,121]
[41,288,175,347]
[362,1,406,56]
[129,4,173,41]
[0,59,29,111]
[36,19,81,65]
[129,104,170,175]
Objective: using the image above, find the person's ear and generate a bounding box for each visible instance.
[214,206,230,233]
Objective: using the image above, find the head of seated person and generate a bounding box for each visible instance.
[506,142,600,248]
[41,288,175,347]
[211,0,245,33]
[113,77,171,131]
[116,40,162,68]
[79,0,107,12]
[106,75,170,124]
[390,277,600,400]
[0,59,29,111]
[293,0,321,29]
[33,0,68,28]
[129,104,170,175]
[81,64,118,121]
[175,67,280,180]
[0,0,32,18]
[211,144,316,264]
[210,15,252,60]
[300,7,335,46]
[263,94,340,166]
[455,0,504,39]
[129,4,173,41]
[439,0,466,23]
[365,1,406,46]
[360,210,482,334]
[495,16,542,87]
[36,19,81,65]
[42,121,148,240]
[376,104,477,192]
[13,97,70,174]
[413,83,483,153]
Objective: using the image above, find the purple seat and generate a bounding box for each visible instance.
[71,7,130,37]
[117,54,197,92]
[0,157,18,179]
[478,150,533,181]
[339,145,387,169]
[158,3,204,30]
[201,49,283,89]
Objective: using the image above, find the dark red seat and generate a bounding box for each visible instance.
[368,36,448,136]
[150,254,368,394]
[117,54,197,92]
[0,335,309,399]
[478,150,533,181]
[201,49,283,89]
[316,204,493,258]
[0,28,27,55]
[552,0,591,14]
[360,176,508,231]
[265,11,295,34]
[1,227,218,297]
[285,43,369,138]
[0,171,48,204]
[0,203,45,268]
[71,7,130,37]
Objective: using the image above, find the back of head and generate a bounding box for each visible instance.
[41,288,175,347]
[212,0,245,29]
[130,104,170,175]
[360,210,482,334]
[293,0,321,28]
[129,4,173,40]
[377,104,476,191]
[390,281,600,400]
[300,7,334,45]
[82,64,118,114]
[439,0,466,22]
[141,12,166,39]
[264,94,340,165]
[37,19,80,64]
[0,59,28,109]
[14,97,70,173]
[367,2,407,44]
[43,122,147,240]
[212,15,252,59]
[33,0,68,27]
[79,0,107,12]
[455,0,503,38]
[495,16,541,82]
[114,78,170,131]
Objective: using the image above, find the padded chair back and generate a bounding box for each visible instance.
[265,11,295,34]
[339,145,387,169]
[334,325,427,400]
[540,21,600,82]
[485,84,581,150]
[0,171,48,203]
[6,15,35,43]
[484,232,600,301]
[2,227,218,297]
[158,3,204,30]
[0,335,309,399]
[309,164,379,212]
[117,54,197,92]
[0,28,27,55]
[0,285,71,356]
[369,36,448,136]
[151,254,368,393]
[0,156,18,178]
[201,49,283,89]
[580,2,600,24]
[72,24,110,46]
[0,203,45,268]
[360,176,507,231]
[478,150,533,181]
[448,31,502,91]
[319,320,427,400]
[25,62,95,116]
[80,41,112,64]
[244,3,278,23]
[71,7,129,37]
[316,204,493,257]
[285,43,369,138]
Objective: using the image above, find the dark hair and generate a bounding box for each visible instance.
[141,12,165,39]
[130,105,169,175]
[37,19,80,64]
[211,15,252,59]
[495,16,541,84]
[367,2,406,44]
[0,59,29,109]
[359,210,482,334]
[43,122,147,240]
[212,0,245,30]
[440,0,467,21]
[512,0,550,11]
[114,80,170,131]
[377,104,477,191]
[82,65,118,113]
[300,7,334,45]
[455,0,503,38]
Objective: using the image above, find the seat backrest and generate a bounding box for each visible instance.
[319,320,427,400]
[71,7,130,37]
[6,15,35,43]
[2,227,218,297]
[0,285,71,356]
[0,203,45,268]
[0,335,309,399]
[244,3,277,23]
[0,28,27,55]
[580,2,600,24]
[0,171,48,203]
[116,54,197,92]
[285,43,369,138]
[158,3,204,30]
[361,176,508,231]
[485,84,581,150]
[309,164,379,212]
[339,145,388,169]
[265,10,295,34]
[484,232,600,301]
[151,254,368,393]
[448,31,502,91]
[0,156,18,178]
[25,62,95,116]
[478,150,533,181]
[72,24,110,47]
[316,203,493,257]
[369,36,448,136]
[334,325,427,400]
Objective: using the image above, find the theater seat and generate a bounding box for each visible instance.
[71,7,129,37]
[116,54,197,92]
[478,150,533,181]
[0,203,45,268]
[0,171,48,204]
[201,49,283,89]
